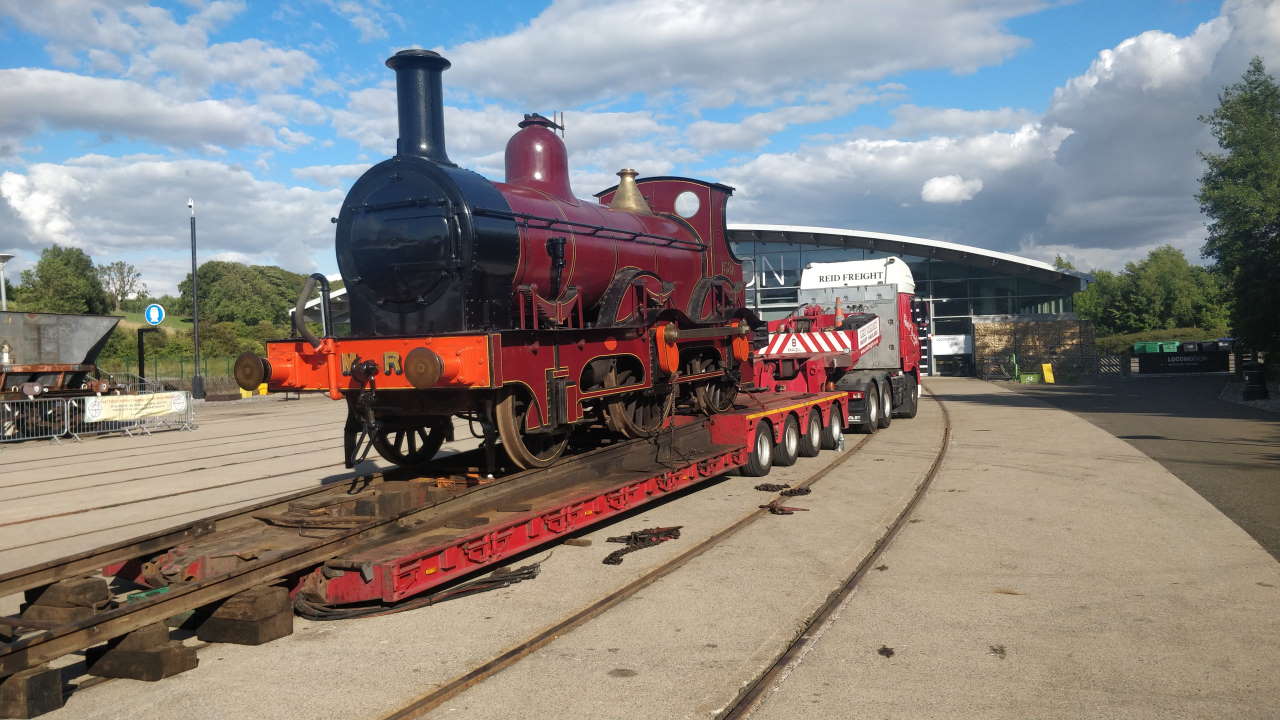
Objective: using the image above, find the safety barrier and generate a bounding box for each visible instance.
[0,391,196,444]
[0,398,72,443]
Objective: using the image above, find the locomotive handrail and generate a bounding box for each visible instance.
[472,207,706,251]
[295,273,333,348]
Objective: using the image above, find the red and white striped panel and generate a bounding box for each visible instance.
[762,329,853,356]
[761,318,881,357]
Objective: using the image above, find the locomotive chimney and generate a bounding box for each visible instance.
[386,49,453,165]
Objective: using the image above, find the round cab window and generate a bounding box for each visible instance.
[674,191,700,218]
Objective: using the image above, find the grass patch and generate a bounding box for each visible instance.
[1094,327,1226,356]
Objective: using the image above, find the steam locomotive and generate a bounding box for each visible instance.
[236,49,757,471]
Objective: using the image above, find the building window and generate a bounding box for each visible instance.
[933,298,969,316]
[928,260,970,280]
[756,253,800,289]
[932,279,967,300]
[970,296,1012,315]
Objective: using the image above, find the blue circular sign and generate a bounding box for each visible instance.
[144,303,166,326]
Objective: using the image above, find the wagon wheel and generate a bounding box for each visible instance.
[692,355,737,415]
[602,364,670,438]
[371,419,447,468]
[495,388,571,469]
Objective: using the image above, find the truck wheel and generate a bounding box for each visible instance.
[894,375,920,419]
[877,381,893,429]
[740,420,774,477]
[774,414,801,467]
[798,409,821,457]
[853,386,879,434]
[820,402,844,450]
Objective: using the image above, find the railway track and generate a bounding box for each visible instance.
[1,391,944,719]
[378,391,950,720]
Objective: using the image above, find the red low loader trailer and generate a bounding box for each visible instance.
[98,391,847,614]
[754,257,922,433]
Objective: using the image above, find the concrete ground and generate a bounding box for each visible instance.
[752,378,1279,720]
[1007,375,1280,559]
[2,379,1276,719]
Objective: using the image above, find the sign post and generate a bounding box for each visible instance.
[138,303,164,388]
[188,199,205,400]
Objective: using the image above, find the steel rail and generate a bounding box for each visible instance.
[717,390,952,719]
[0,430,690,677]
[376,426,899,720]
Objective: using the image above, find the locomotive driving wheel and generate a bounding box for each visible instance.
[371,419,448,468]
[602,364,670,438]
[495,388,571,469]
[691,355,737,415]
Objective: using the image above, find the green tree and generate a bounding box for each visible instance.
[1052,255,1077,272]
[1198,56,1280,353]
[1074,246,1228,336]
[17,245,111,314]
[1074,269,1129,336]
[178,261,307,326]
[97,260,146,312]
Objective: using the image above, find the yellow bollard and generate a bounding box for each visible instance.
[1041,363,1056,384]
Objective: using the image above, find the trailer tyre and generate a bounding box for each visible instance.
[894,374,920,419]
[853,386,879,434]
[798,409,822,457]
[877,381,893,429]
[820,402,844,450]
[740,420,774,477]
[774,414,801,467]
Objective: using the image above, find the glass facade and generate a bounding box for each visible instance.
[733,241,1074,321]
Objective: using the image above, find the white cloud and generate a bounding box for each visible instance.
[134,38,317,94]
[0,154,344,293]
[326,0,400,42]
[446,0,1045,107]
[921,175,984,203]
[0,69,284,150]
[292,163,367,189]
[687,89,882,152]
[711,0,1280,269]
[890,105,1037,137]
[0,1,247,72]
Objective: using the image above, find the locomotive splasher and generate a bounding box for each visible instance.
[236,49,758,471]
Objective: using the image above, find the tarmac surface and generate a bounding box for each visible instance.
[1,378,1276,719]
[1008,375,1280,559]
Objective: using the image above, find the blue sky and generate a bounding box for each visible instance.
[0,0,1274,296]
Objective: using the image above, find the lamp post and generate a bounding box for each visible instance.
[0,253,13,311]
[188,199,205,399]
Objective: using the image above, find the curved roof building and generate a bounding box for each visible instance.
[726,224,1091,376]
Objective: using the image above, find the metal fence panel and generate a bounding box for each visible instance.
[65,396,142,440]
[2,391,196,444]
[139,391,196,434]
[1,398,69,443]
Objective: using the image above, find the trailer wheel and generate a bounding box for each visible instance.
[853,385,879,434]
[740,420,774,477]
[798,409,822,457]
[774,414,801,467]
[877,381,893,429]
[894,374,920,419]
[820,402,844,450]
